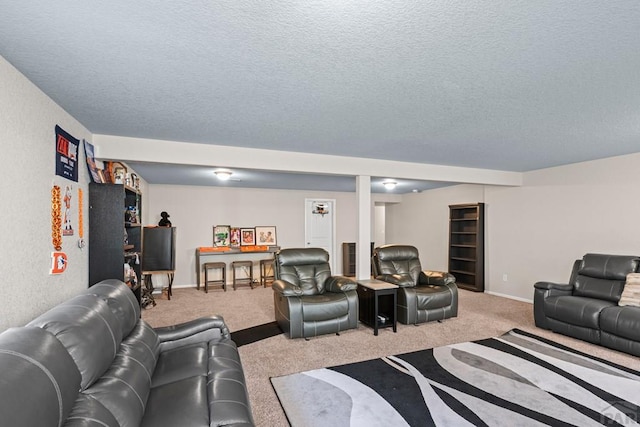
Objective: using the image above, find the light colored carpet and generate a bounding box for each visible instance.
[142,286,640,427]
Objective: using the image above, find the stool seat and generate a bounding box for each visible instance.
[203,262,226,292]
[259,258,275,287]
[231,260,254,290]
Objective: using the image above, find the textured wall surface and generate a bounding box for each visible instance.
[0,56,92,331]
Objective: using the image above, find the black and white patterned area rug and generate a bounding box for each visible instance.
[271,329,640,426]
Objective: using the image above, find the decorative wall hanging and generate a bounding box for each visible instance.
[83,140,103,183]
[55,125,79,182]
[51,185,62,251]
[312,202,329,216]
[230,227,241,248]
[77,188,85,248]
[62,185,74,236]
[213,225,231,247]
[240,228,256,246]
[255,226,277,246]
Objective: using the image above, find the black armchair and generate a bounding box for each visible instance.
[372,245,458,325]
[272,248,359,339]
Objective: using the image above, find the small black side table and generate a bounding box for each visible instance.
[357,279,398,336]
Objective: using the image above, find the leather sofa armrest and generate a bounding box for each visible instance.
[375,274,414,287]
[534,281,573,294]
[325,276,357,293]
[419,270,456,286]
[154,316,230,351]
[272,279,303,296]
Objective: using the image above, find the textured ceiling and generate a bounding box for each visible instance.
[1,1,639,192]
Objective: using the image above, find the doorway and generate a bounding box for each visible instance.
[304,199,336,271]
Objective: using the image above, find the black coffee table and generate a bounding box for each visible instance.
[357,279,398,335]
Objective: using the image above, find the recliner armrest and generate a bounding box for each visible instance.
[419,270,456,286]
[325,276,357,293]
[375,274,414,287]
[534,281,573,293]
[272,279,304,296]
[154,316,230,351]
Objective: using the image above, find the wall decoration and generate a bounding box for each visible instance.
[62,185,74,236]
[51,185,62,251]
[213,225,231,247]
[50,251,68,275]
[230,227,241,248]
[312,202,330,216]
[240,228,256,246]
[83,140,103,183]
[255,226,277,246]
[55,125,79,182]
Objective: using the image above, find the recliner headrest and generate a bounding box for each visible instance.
[277,248,329,266]
[375,245,419,262]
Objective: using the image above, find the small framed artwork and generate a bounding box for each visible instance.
[240,228,256,246]
[230,227,241,248]
[213,225,231,247]
[255,226,277,246]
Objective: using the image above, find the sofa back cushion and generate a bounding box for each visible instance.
[275,248,331,295]
[27,294,123,390]
[0,327,81,427]
[573,254,640,302]
[83,279,140,340]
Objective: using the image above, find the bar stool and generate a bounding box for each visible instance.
[231,260,254,290]
[259,258,275,287]
[203,262,226,292]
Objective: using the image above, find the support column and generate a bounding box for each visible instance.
[356,175,371,280]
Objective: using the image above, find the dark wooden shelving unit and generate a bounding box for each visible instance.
[448,203,484,292]
[89,183,142,303]
[342,242,375,277]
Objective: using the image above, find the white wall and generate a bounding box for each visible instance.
[144,185,360,286]
[387,153,640,302]
[386,184,485,271]
[0,56,93,331]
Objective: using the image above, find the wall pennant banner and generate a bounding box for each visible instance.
[55,125,79,182]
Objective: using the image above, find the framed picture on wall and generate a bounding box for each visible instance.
[213,225,231,247]
[240,228,256,246]
[255,226,277,246]
[230,227,241,248]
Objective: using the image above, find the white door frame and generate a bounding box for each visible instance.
[304,198,337,272]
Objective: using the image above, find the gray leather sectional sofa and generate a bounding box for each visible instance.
[0,279,254,426]
[534,253,640,357]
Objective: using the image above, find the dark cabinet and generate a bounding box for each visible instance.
[142,226,176,271]
[89,183,142,302]
[448,203,484,292]
[342,242,375,276]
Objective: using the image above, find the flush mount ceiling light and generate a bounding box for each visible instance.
[382,180,397,190]
[214,170,233,181]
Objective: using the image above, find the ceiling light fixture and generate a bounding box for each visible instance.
[383,180,397,190]
[214,170,233,181]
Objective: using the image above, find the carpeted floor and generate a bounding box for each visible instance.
[142,286,640,426]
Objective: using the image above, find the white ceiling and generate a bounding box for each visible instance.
[1,1,639,193]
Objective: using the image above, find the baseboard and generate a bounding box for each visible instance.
[485,290,532,304]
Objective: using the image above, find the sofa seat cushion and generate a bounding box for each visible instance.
[414,285,453,310]
[600,306,640,342]
[65,394,120,427]
[142,376,209,427]
[299,293,349,322]
[152,342,208,388]
[543,296,615,329]
[209,340,254,426]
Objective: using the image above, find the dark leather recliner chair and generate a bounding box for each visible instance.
[272,248,359,339]
[534,253,640,356]
[372,245,458,325]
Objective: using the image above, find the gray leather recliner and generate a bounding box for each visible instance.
[272,248,359,339]
[372,245,458,325]
[534,253,640,356]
